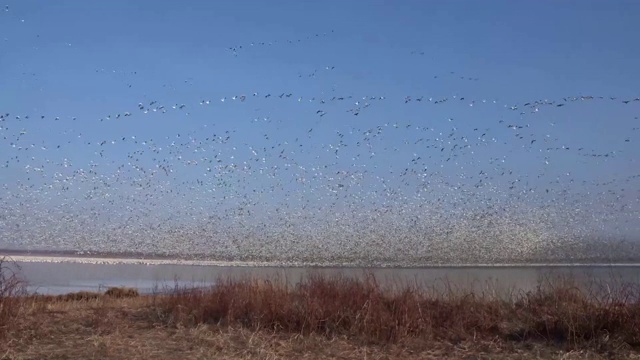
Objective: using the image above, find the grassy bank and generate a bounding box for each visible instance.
[2,259,640,359]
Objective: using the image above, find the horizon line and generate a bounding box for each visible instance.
[4,254,640,268]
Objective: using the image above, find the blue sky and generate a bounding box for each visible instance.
[1,0,639,258]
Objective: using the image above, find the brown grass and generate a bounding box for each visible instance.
[2,262,640,359]
[151,273,640,349]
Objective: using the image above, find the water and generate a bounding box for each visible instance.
[12,257,640,296]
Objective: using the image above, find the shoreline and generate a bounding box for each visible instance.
[4,253,640,268]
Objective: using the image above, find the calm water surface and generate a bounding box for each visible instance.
[13,260,640,295]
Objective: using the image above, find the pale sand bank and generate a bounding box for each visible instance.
[5,254,640,268]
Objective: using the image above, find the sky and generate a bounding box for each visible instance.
[0,0,639,263]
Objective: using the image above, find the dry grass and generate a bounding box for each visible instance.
[2,261,640,359]
[151,273,640,349]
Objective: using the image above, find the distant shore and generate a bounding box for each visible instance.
[4,250,640,268]
[0,248,189,261]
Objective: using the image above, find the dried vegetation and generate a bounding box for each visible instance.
[2,258,640,359]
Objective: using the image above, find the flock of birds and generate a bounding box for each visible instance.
[1,5,639,265]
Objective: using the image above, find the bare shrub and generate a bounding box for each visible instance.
[0,257,27,336]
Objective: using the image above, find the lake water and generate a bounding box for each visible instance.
[9,256,640,296]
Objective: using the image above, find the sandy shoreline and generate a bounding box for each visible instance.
[4,247,640,268]
[4,253,640,268]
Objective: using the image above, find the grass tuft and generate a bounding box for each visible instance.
[104,286,140,298]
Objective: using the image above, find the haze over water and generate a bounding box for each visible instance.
[1,0,639,266]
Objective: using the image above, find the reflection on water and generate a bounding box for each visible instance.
[14,260,640,296]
